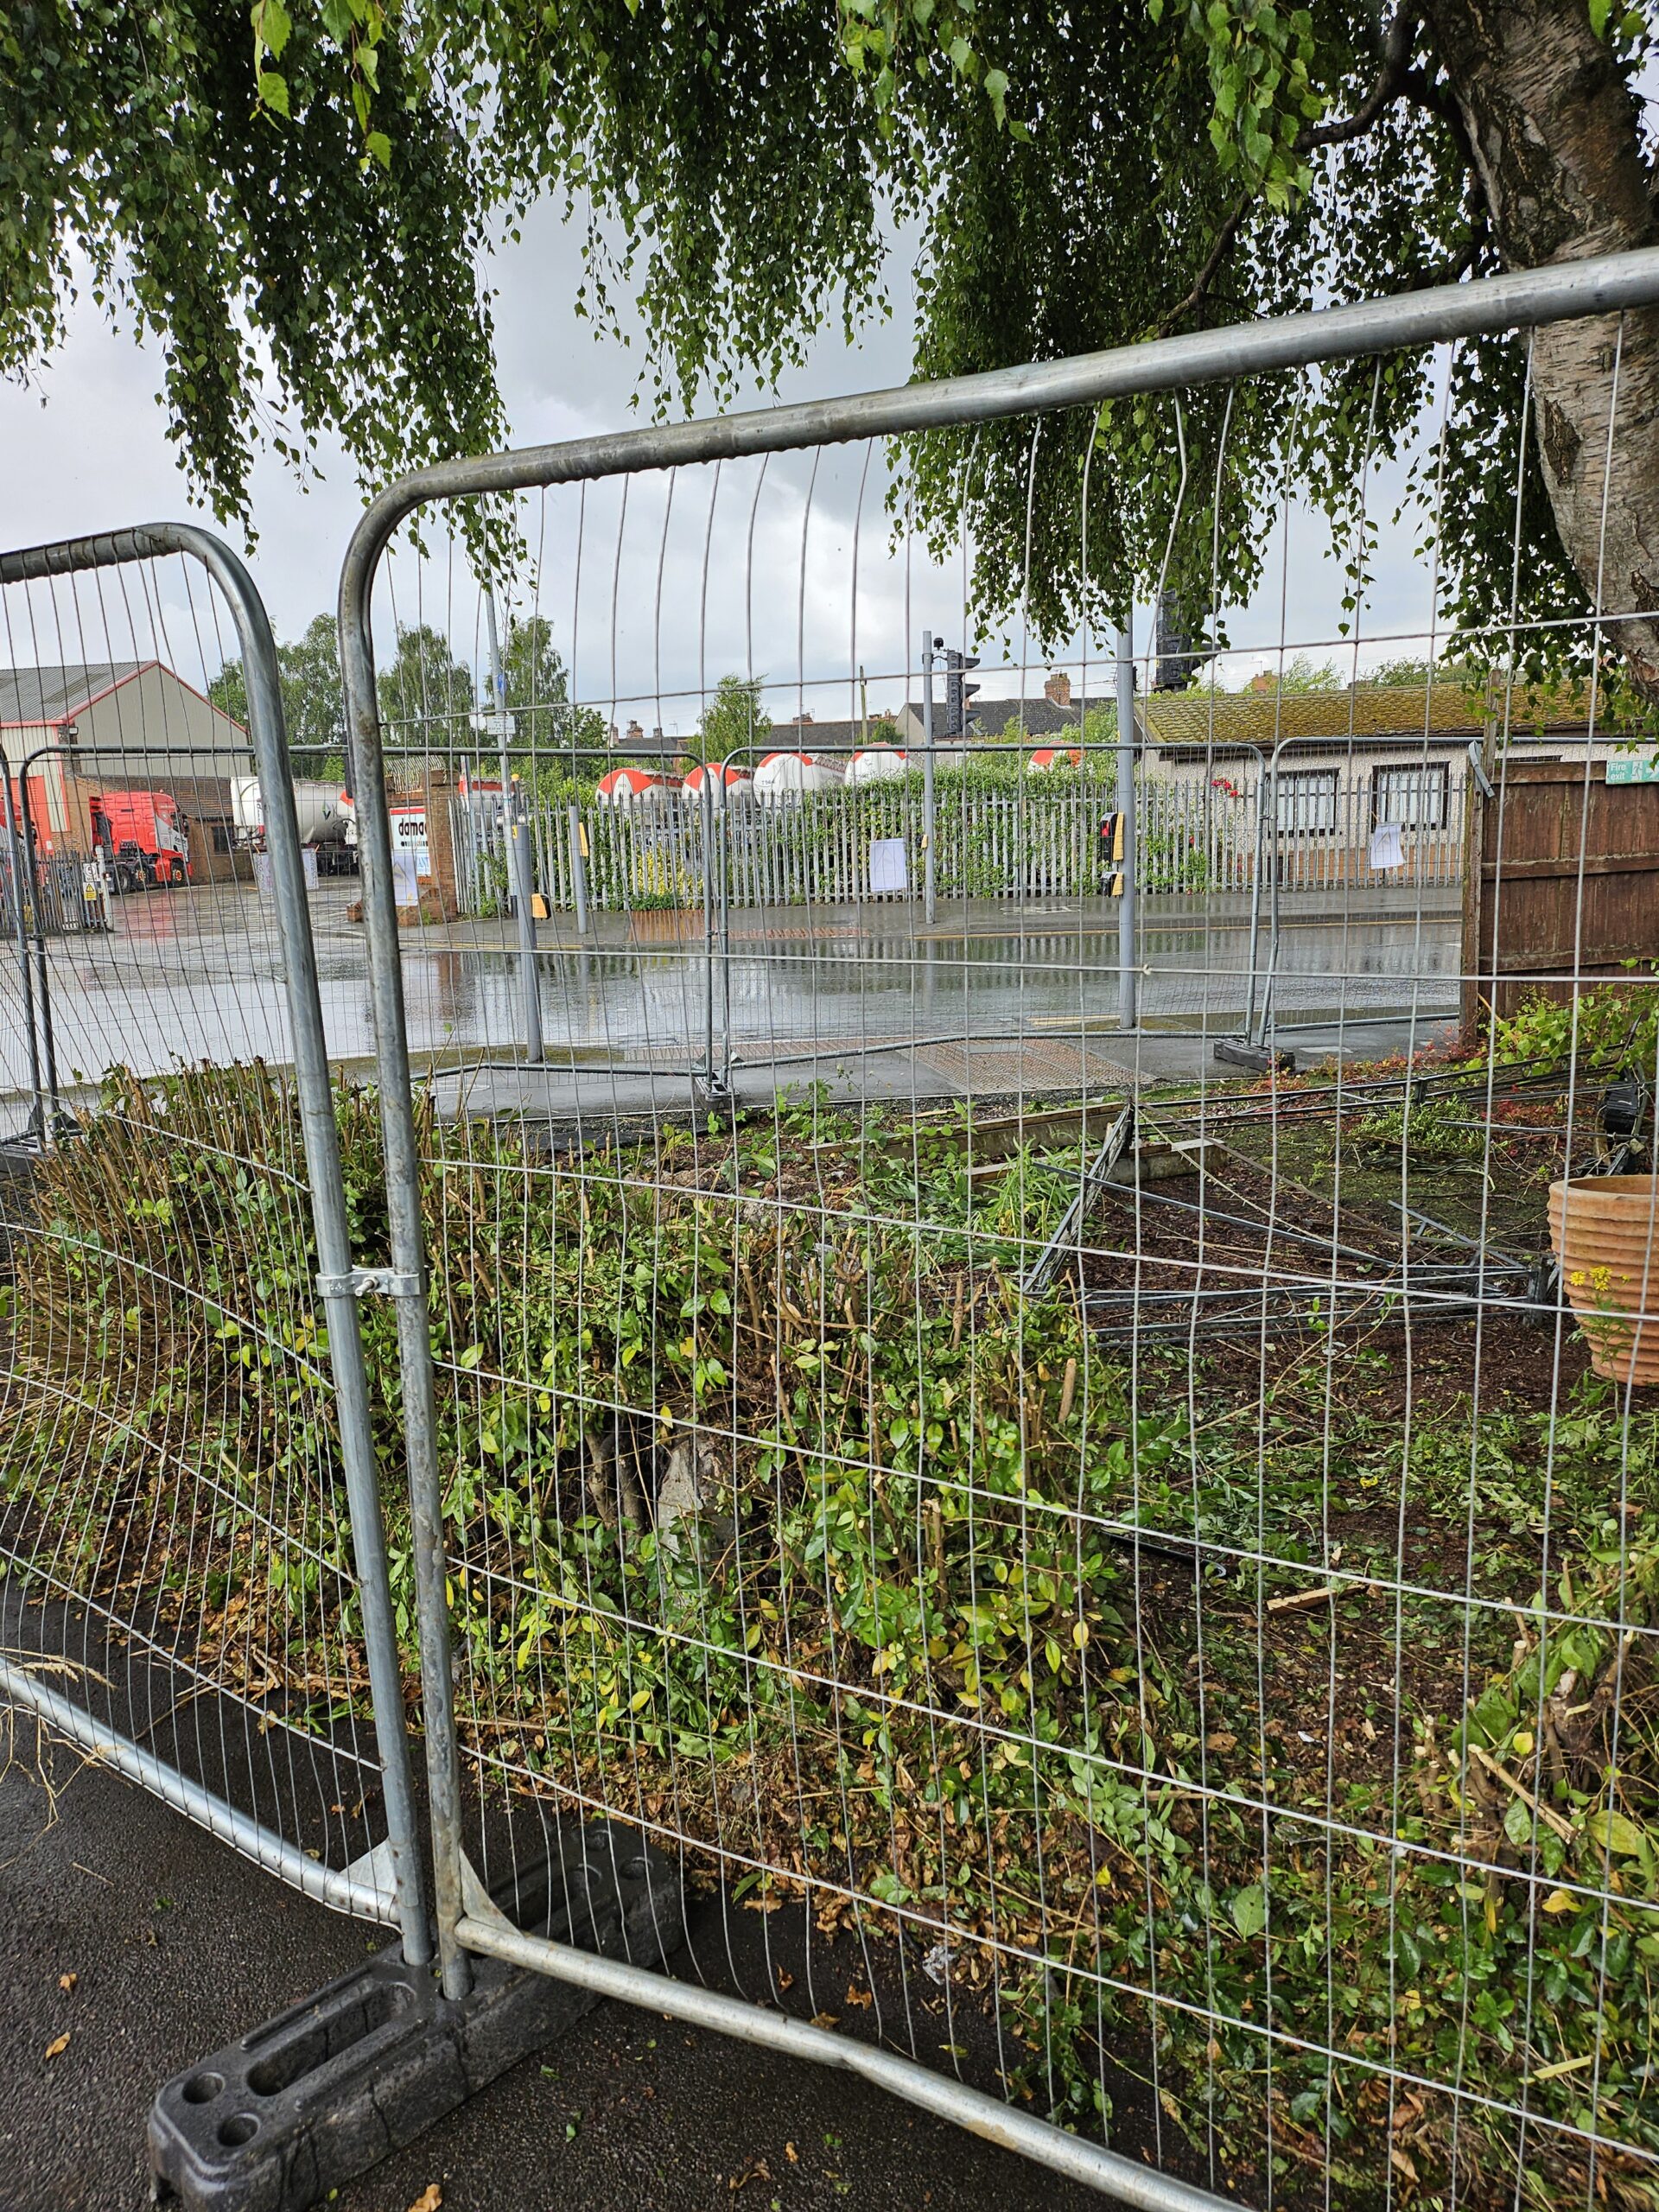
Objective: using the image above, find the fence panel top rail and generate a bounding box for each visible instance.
[327,252,1659,2211]
[339,250,1659,594]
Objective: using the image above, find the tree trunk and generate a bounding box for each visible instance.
[1425,0,1659,693]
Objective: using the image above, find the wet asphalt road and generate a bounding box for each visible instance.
[0,1720,1150,2212]
[2,877,1459,1105]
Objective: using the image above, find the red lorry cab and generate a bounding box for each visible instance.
[89,790,193,888]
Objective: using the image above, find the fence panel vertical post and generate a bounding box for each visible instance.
[569,801,588,933]
[232,541,434,1962]
[921,630,938,925]
[701,775,721,1096]
[15,777,62,1122]
[1243,777,1268,1043]
[1,773,44,1140]
[485,590,543,1062]
[1116,623,1137,1031]
[0,521,429,1953]
[340,542,471,2001]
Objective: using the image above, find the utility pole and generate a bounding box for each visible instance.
[1115,620,1138,1032]
[483,589,543,1063]
[921,629,938,925]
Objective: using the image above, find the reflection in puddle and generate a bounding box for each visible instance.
[3,888,1460,1093]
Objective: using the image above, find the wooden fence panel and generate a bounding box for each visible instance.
[1465,758,1659,1026]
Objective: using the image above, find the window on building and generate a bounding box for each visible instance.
[1274,768,1338,833]
[1371,761,1448,829]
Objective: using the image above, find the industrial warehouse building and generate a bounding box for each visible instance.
[0,659,253,878]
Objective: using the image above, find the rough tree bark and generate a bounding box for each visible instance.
[1424,0,1659,692]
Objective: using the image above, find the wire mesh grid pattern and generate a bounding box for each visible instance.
[327,258,1659,2206]
[450,757,1470,922]
[0,255,1657,2208]
[0,558,304,1104]
[0,532,420,1931]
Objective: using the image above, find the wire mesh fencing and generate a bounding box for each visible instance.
[0,527,427,1944]
[3,256,1658,2208]
[449,750,1491,927]
[318,249,1659,2208]
[452,769,1272,917]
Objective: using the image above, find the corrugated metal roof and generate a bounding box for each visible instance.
[0,662,149,724]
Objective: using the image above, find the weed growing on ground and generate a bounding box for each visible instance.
[4,1065,1658,2207]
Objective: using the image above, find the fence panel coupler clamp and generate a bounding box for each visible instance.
[315,1267,426,1300]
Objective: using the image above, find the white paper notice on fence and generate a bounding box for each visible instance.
[869,836,909,895]
[1369,821,1405,872]
[390,849,422,907]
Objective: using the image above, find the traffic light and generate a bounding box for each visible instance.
[1153,588,1215,692]
[942,647,981,739]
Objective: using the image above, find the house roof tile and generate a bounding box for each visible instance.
[1140,681,1590,751]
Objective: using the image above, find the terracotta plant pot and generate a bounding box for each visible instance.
[1548,1175,1659,1385]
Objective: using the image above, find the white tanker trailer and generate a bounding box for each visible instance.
[231,778,358,873]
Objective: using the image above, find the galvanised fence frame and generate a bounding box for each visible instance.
[335,246,1659,2208]
[0,524,430,1955]
[449,762,1468,921]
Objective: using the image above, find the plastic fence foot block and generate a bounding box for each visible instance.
[147,1822,682,2212]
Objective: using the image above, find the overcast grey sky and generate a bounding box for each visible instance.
[2,195,1457,730]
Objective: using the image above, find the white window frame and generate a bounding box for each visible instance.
[1370,760,1448,830]
[1274,768,1339,834]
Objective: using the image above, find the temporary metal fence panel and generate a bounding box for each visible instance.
[0,526,428,1951]
[452,766,1478,920]
[326,247,1659,2210]
[0,849,106,939]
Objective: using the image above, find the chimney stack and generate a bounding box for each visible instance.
[1045,670,1072,708]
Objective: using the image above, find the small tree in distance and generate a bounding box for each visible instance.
[1239,655,1342,696]
[209,613,348,781]
[374,625,475,763]
[499,613,609,779]
[684,675,769,771]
